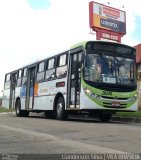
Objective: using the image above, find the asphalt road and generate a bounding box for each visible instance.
[0,113,141,154]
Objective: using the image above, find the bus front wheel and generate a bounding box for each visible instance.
[55,97,68,120]
[15,100,29,117]
[98,113,112,122]
[45,111,54,119]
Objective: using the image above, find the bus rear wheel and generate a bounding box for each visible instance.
[55,97,68,120]
[99,113,112,122]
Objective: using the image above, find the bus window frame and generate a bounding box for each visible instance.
[45,57,56,81]
[56,53,68,79]
[36,61,45,82]
[17,69,22,87]
[47,58,55,70]
[22,68,28,85]
[4,74,11,89]
[5,74,11,82]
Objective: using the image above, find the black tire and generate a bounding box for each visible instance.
[99,113,112,122]
[45,111,54,119]
[15,100,29,117]
[55,97,68,120]
[15,99,22,117]
[23,111,29,117]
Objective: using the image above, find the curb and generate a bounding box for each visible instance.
[0,112,15,115]
[0,112,141,123]
[112,116,141,123]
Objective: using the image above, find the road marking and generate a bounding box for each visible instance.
[0,124,129,154]
[0,112,15,115]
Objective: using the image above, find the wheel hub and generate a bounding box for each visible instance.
[16,106,19,114]
[57,103,62,116]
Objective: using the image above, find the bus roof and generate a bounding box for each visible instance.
[5,40,135,75]
[70,40,118,49]
[70,40,135,50]
[70,41,87,49]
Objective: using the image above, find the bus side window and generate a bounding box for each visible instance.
[71,52,82,91]
[56,53,67,78]
[17,70,22,87]
[78,52,83,68]
[72,54,77,75]
[72,52,82,77]
[37,62,45,82]
[22,68,27,85]
[11,73,17,89]
[4,74,11,89]
[6,74,10,82]
[45,58,55,80]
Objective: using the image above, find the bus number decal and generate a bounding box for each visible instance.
[102,91,112,96]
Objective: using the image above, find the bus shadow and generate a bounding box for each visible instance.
[67,117,121,124]
[28,113,123,124]
[11,112,126,124]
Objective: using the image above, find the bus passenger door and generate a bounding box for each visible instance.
[10,73,17,109]
[68,52,82,109]
[26,67,36,109]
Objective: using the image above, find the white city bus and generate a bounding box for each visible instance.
[2,41,138,122]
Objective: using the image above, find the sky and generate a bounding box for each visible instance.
[0,0,141,96]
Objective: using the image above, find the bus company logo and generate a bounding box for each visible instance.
[39,88,48,94]
[100,18,119,32]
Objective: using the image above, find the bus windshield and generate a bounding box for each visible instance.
[84,52,136,86]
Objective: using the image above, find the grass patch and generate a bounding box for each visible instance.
[0,107,14,113]
[116,111,141,118]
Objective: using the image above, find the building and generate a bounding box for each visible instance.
[135,44,141,109]
[135,44,141,80]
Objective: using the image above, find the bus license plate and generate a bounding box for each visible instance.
[112,102,120,107]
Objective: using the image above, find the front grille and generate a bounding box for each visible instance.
[101,96,128,100]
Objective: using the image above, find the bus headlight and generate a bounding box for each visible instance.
[128,94,137,102]
[84,88,101,99]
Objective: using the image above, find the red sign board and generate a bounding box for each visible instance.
[134,44,141,63]
[89,1,126,42]
[99,30,121,42]
[101,33,118,41]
